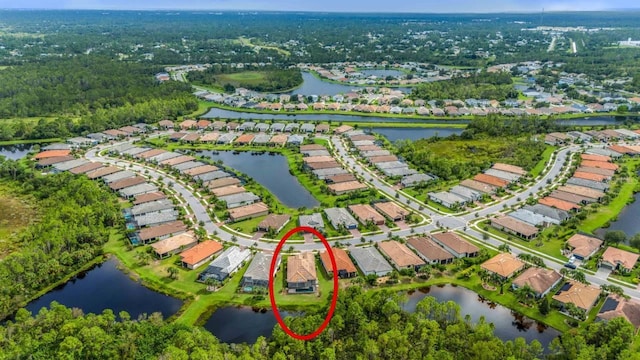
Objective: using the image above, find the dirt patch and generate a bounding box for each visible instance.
[0,191,38,258]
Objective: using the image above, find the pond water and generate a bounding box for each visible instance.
[0,144,35,160]
[203,285,559,348]
[360,69,405,78]
[596,192,640,241]
[24,258,183,320]
[203,307,296,344]
[401,285,560,348]
[197,150,319,209]
[367,127,464,142]
[287,72,411,96]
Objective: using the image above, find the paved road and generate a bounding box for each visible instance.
[85,133,640,300]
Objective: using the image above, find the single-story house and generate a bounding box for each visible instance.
[242,252,280,290]
[328,181,368,195]
[69,162,103,175]
[319,248,357,278]
[349,246,393,276]
[449,185,482,202]
[348,204,385,226]
[180,240,223,270]
[601,247,639,273]
[491,216,539,240]
[151,232,197,259]
[401,173,434,188]
[373,202,407,221]
[160,155,195,166]
[407,236,455,265]
[324,208,358,230]
[597,295,640,331]
[257,214,291,233]
[228,202,269,222]
[430,232,479,258]
[428,191,467,208]
[512,267,563,298]
[566,234,603,260]
[378,241,426,271]
[137,221,187,244]
[207,177,242,190]
[199,246,251,282]
[219,192,260,209]
[459,179,497,194]
[119,183,158,199]
[481,253,526,280]
[553,280,601,315]
[299,213,325,231]
[130,199,175,217]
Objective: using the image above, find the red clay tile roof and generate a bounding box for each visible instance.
[539,197,581,211]
[567,234,603,259]
[581,154,611,163]
[180,240,223,266]
[378,240,425,268]
[481,253,525,278]
[319,248,357,274]
[581,160,618,171]
[34,150,72,159]
[474,173,509,188]
[602,247,640,271]
[573,171,610,182]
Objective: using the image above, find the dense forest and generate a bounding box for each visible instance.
[410,71,519,101]
[188,65,303,93]
[1,287,636,359]
[0,159,123,319]
[396,116,565,180]
[0,56,198,141]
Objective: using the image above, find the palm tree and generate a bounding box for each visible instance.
[167,267,179,280]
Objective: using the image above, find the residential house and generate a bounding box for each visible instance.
[348,204,385,226]
[491,216,539,240]
[324,208,358,230]
[601,247,639,273]
[219,192,260,209]
[299,213,325,231]
[553,280,601,315]
[287,252,318,294]
[242,252,280,290]
[430,232,479,258]
[257,214,291,233]
[199,247,251,282]
[373,202,407,221]
[407,236,455,265]
[597,295,640,331]
[481,253,526,280]
[512,267,563,298]
[378,241,426,271]
[151,232,197,259]
[136,221,187,244]
[428,191,467,208]
[179,240,223,269]
[228,202,269,222]
[349,246,393,276]
[319,248,357,278]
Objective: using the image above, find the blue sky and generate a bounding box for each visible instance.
[1,0,638,12]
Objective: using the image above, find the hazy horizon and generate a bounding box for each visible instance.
[1,0,639,13]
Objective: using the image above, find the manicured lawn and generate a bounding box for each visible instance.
[531,145,557,178]
[478,222,567,262]
[216,71,267,85]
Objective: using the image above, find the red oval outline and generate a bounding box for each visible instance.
[268,226,339,341]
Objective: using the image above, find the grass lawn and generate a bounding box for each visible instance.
[215,71,267,86]
[531,145,557,178]
[479,222,567,262]
[578,157,640,234]
[0,183,38,259]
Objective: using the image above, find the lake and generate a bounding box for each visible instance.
[287,72,411,96]
[24,258,183,320]
[204,285,559,348]
[401,285,560,347]
[203,307,296,344]
[196,150,319,209]
[0,144,35,160]
[596,192,640,241]
[366,127,464,142]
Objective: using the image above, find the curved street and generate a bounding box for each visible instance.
[85,133,640,300]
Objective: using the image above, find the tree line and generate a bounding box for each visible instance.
[0,159,123,319]
[1,287,636,359]
[188,66,303,93]
[410,71,518,102]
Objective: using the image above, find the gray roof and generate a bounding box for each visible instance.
[174,161,206,171]
[362,150,391,158]
[217,133,237,144]
[67,137,95,145]
[195,170,231,182]
[380,167,417,177]
[53,159,89,171]
[86,133,109,141]
[110,143,135,153]
[401,173,434,187]
[302,150,331,157]
[509,208,559,226]
[523,204,571,223]
[243,252,279,284]
[284,123,299,132]
[300,123,315,132]
[130,199,175,216]
[353,140,375,147]
[270,123,285,131]
[148,152,181,163]
[119,183,158,197]
[102,170,136,183]
[375,161,408,170]
[239,122,256,130]
[484,169,520,182]
[613,129,640,138]
[567,131,592,141]
[252,134,272,144]
[350,247,393,275]
[202,247,252,281]
[287,134,305,144]
[428,191,467,205]
[299,213,325,228]
[255,123,270,132]
[324,208,358,228]
[566,177,609,192]
[586,148,622,158]
[449,185,481,201]
[135,211,178,227]
[312,168,348,178]
[122,147,151,156]
[219,192,260,207]
[43,143,72,151]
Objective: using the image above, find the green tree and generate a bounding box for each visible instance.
[604,230,626,245]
